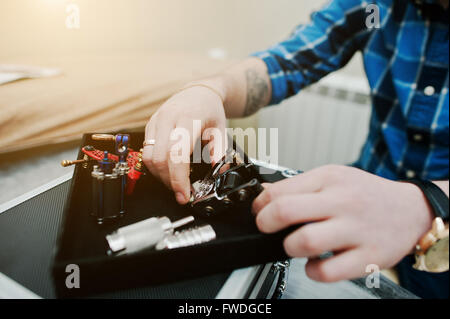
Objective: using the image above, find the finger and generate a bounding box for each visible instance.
[283,219,358,258]
[252,170,324,214]
[143,113,158,177]
[305,248,368,282]
[204,140,230,175]
[151,114,175,188]
[168,119,201,204]
[202,126,228,165]
[255,193,334,233]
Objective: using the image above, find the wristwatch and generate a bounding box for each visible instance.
[405,179,449,273]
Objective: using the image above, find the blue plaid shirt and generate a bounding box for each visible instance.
[252,0,449,181]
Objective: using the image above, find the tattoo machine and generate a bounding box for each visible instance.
[190,149,264,217]
[61,133,145,224]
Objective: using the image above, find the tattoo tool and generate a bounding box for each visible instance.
[106,215,195,255]
[155,225,216,250]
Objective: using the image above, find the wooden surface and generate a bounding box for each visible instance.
[0,52,232,153]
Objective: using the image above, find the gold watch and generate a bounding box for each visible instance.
[413,217,449,273]
[406,179,449,273]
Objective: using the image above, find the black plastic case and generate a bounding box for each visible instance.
[52,132,291,297]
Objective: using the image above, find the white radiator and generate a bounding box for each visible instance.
[256,73,372,171]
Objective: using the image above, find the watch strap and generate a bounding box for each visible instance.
[405,179,449,222]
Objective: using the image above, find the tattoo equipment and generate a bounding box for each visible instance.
[190,149,264,217]
[61,133,145,224]
[106,215,195,255]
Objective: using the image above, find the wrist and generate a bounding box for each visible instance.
[183,76,229,107]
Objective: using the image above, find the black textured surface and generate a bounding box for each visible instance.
[351,277,419,299]
[0,181,69,298]
[0,180,230,299]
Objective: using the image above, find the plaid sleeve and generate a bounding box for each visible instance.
[252,0,373,105]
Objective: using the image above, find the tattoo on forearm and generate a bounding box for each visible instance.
[244,69,269,116]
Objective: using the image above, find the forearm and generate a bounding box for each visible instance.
[186,57,272,118]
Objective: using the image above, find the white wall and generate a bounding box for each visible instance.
[1,0,364,75]
[1,0,323,58]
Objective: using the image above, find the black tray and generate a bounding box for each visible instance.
[52,132,292,297]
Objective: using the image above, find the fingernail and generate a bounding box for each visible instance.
[175,192,186,204]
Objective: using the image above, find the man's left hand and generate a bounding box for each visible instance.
[252,165,434,282]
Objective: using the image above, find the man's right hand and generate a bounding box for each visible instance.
[142,84,227,205]
[142,57,271,205]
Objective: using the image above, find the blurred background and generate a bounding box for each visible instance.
[0,0,370,204]
[1,0,358,61]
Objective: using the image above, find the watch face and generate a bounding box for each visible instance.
[425,237,449,273]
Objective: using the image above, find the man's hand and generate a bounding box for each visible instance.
[143,85,227,205]
[252,165,435,282]
[142,58,271,205]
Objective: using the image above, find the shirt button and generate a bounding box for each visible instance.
[413,134,423,142]
[406,170,416,179]
[424,86,435,96]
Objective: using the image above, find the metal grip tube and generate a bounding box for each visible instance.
[106,216,195,255]
[122,218,165,252]
[156,225,216,250]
